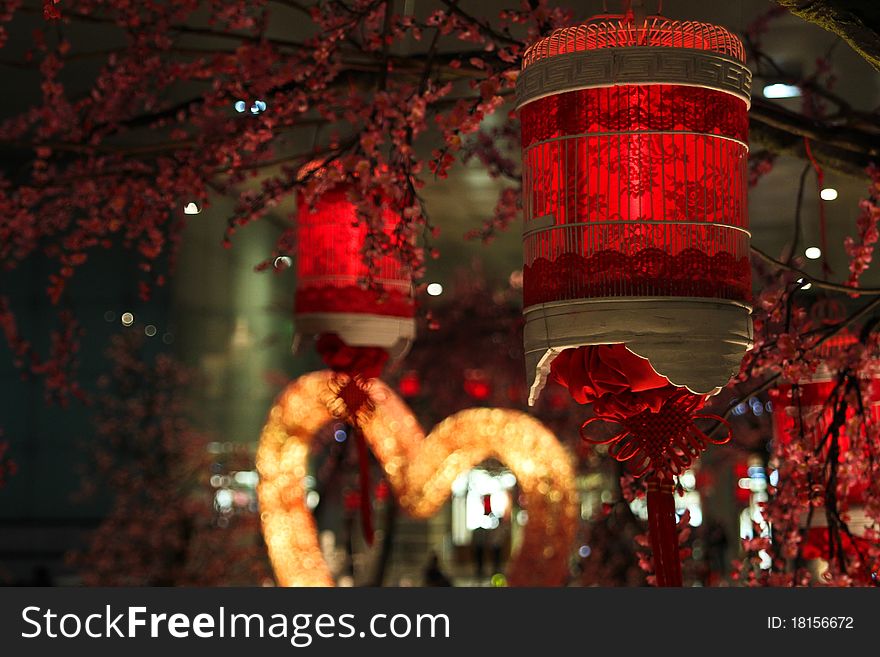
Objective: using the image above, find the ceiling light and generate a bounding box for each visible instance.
[819,187,838,201]
[426,283,443,296]
[804,246,822,260]
[763,83,801,99]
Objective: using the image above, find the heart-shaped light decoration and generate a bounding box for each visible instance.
[257,371,578,586]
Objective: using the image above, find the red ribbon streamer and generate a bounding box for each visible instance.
[318,333,387,546]
[352,424,375,546]
[804,137,831,277]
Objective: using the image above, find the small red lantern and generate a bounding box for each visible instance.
[294,164,415,546]
[769,332,880,578]
[463,369,492,401]
[516,6,753,586]
[294,164,415,378]
[398,370,422,398]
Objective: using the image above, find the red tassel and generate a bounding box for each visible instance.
[353,425,375,546]
[804,137,831,277]
[647,476,682,587]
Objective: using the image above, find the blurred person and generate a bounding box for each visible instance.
[423,552,452,586]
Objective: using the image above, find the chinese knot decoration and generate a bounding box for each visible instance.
[516,8,753,586]
[294,163,415,544]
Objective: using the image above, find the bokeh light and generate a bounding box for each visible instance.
[256,371,578,587]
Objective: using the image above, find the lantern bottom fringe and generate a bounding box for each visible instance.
[327,375,380,546]
[549,344,735,587]
[524,250,751,308]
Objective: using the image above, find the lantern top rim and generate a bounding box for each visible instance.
[521,15,746,69]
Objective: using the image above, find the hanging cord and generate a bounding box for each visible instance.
[804,137,832,277]
[618,0,661,17]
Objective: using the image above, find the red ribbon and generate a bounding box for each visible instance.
[804,137,831,277]
[315,333,389,381]
[550,343,679,415]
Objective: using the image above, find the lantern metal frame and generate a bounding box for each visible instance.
[292,166,416,361]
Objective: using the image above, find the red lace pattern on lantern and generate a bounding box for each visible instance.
[521,85,748,148]
[523,249,751,306]
[521,89,748,230]
[295,285,414,318]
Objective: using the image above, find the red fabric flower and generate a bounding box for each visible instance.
[550,343,680,419]
[43,1,61,21]
[314,333,388,380]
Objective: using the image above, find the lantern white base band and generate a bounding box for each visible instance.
[523,297,753,405]
[294,312,416,361]
[803,507,870,537]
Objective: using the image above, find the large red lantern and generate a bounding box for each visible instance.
[517,7,752,585]
[293,164,416,544]
[769,332,880,581]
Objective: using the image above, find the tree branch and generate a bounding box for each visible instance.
[717,294,880,426]
[751,244,880,295]
[776,0,880,72]
[750,98,879,177]
[438,0,523,47]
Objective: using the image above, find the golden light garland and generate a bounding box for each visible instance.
[256,370,578,587]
